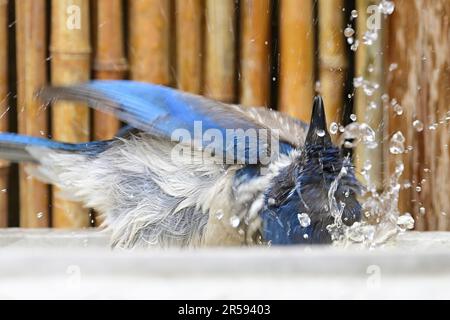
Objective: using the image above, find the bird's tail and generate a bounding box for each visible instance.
[0,132,111,163]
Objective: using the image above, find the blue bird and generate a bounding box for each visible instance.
[0,80,362,248]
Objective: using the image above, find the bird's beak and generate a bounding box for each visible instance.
[305,96,332,147]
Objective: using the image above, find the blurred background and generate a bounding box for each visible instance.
[0,0,448,232]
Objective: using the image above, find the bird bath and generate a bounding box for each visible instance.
[0,228,449,299]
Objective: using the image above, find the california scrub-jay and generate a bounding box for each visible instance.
[0,81,361,248]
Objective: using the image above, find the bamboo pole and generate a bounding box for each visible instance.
[387,0,450,230]
[50,0,91,228]
[93,0,127,140]
[354,0,385,193]
[129,0,171,84]
[279,0,314,121]
[175,0,202,94]
[239,0,271,107]
[318,0,347,124]
[16,0,49,228]
[0,0,8,227]
[204,0,236,102]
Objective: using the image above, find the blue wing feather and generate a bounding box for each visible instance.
[39,80,295,164]
[0,132,110,162]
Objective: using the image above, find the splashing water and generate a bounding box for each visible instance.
[339,122,378,149]
[329,158,412,248]
[326,119,414,247]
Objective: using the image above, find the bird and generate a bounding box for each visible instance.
[0,80,362,248]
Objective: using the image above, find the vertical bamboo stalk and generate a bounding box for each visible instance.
[279,0,314,121]
[16,0,49,228]
[202,0,237,245]
[175,0,203,94]
[204,0,236,102]
[129,0,171,84]
[0,0,8,227]
[318,0,347,123]
[354,0,385,192]
[93,0,127,140]
[239,0,271,107]
[50,0,91,228]
[387,0,450,230]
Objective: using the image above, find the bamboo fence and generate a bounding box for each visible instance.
[0,0,8,228]
[16,0,49,228]
[354,0,385,193]
[175,0,203,94]
[387,0,450,230]
[279,0,314,122]
[204,0,237,102]
[0,0,448,231]
[129,0,171,85]
[93,0,128,140]
[50,0,91,228]
[239,0,271,107]
[318,0,347,124]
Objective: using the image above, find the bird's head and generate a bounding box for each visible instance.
[261,96,362,244]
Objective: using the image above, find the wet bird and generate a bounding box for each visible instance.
[0,81,361,248]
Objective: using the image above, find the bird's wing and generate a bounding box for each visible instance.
[39,80,308,164]
[230,105,308,148]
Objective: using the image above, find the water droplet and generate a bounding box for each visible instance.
[381,93,389,102]
[363,160,372,171]
[0,189,6,193]
[353,77,363,88]
[394,104,403,115]
[397,213,414,231]
[340,123,377,149]
[36,212,44,219]
[315,80,321,92]
[215,210,224,220]
[230,215,240,228]
[412,120,424,132]
[303,234,309,240]
[297,213,311,228]
[415,186,422,192]
[389,131,405,154]
[362,30,378,45]
[395,161,404,175]
[368,101,378,109]
[316,129,326,137]
[389,63,398,72]
[362,80,379,96]
[350,40,359,51]
[351,10,358,18]
[350,114,357,121]
[419,207,426,215]
[403,180,412,189]
[379,0,395,15]
[344,190,350,198]
[329,122,339,135]
[344,141,353,148]
[344,27,355,37]
[428,123,438,130]
[347,36,354,45]
[267,198,276,206]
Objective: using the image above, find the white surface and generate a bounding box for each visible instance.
[0,229,449,299]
